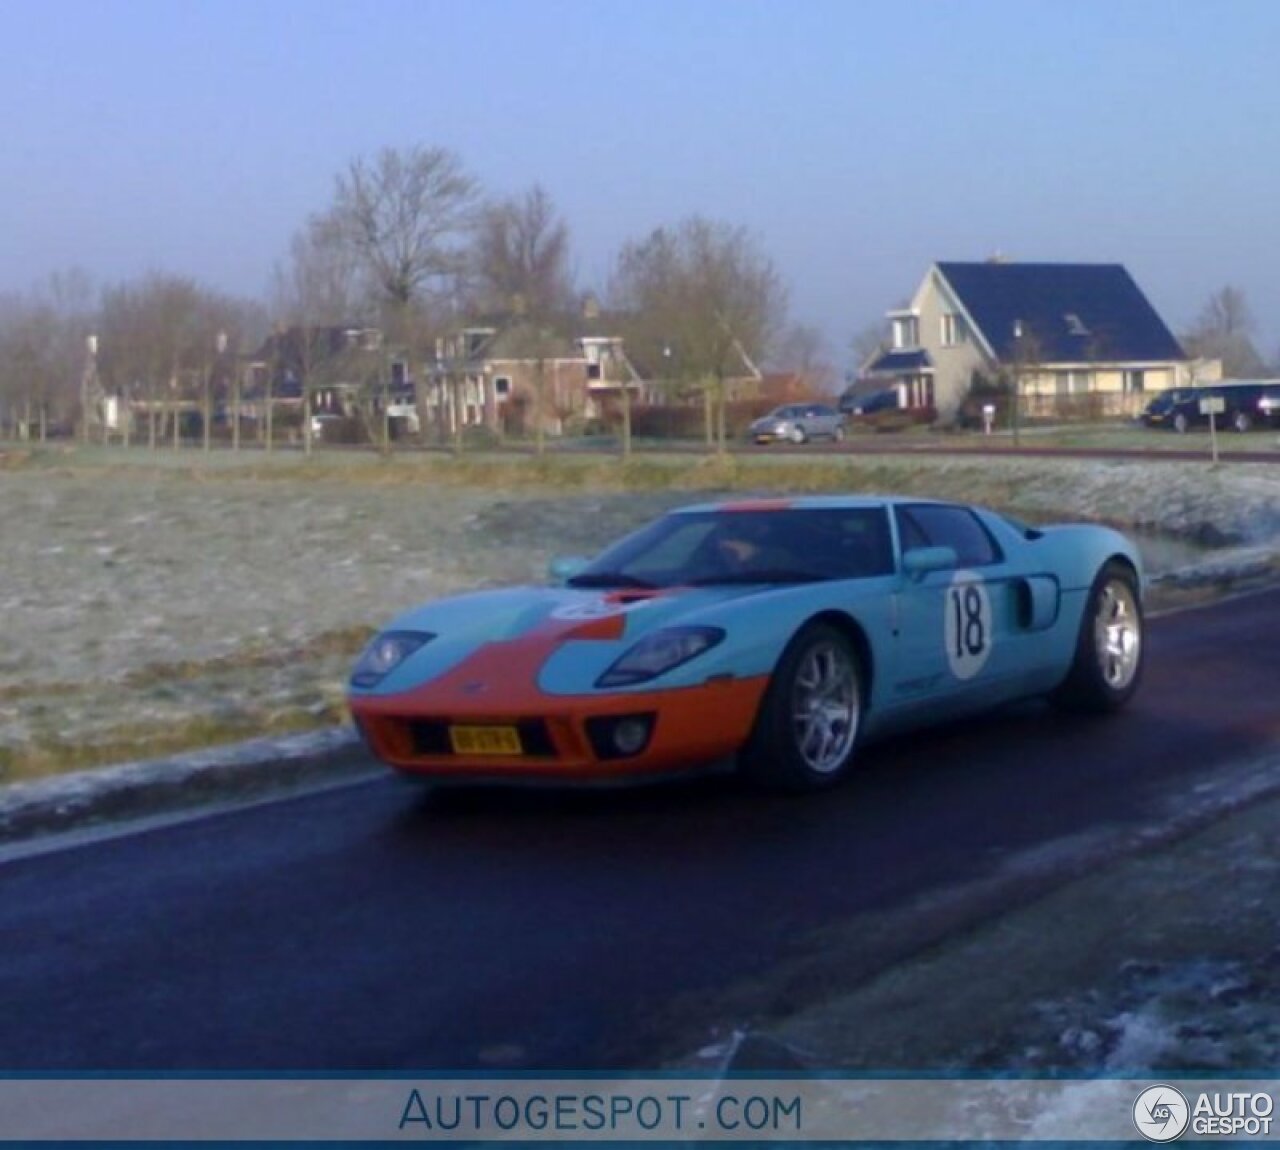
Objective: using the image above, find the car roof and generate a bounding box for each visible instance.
[671,495,965,515]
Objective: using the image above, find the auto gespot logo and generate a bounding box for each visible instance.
[1133,1086,1275,1141]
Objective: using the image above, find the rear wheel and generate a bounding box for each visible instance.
[741,622,863,790]
[1233,410,1252,433]
[1052,561,1144,712]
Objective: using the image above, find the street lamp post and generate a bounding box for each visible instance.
[214,330,229,453]
[81,334,99,446]
[1011,320,1023,448]
[662,343,675,442]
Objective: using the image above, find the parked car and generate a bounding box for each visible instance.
[749,403,845,444]
[1140,383,1272,433]
[348,496,1145,792]
[840,388,900,416]
[1255,385,1280,428]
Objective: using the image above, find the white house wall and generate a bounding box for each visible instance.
[914,269,991,418]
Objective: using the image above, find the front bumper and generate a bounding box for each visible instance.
[349,676,769,782]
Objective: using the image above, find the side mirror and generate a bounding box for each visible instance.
[548,555,590,584]
[902,545,958,580]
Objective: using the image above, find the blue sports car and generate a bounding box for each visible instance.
[348,497,1144,791]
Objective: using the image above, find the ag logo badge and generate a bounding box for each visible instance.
[1133,1085,1190,1142]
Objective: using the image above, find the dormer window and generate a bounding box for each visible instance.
[1064,313,1090,337]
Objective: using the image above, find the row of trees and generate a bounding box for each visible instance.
[4,143,1274,443]
[0,144,807,450]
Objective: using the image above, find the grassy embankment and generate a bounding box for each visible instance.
[0,443,1271,783]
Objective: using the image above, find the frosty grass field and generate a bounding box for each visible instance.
[2,446,1279,784]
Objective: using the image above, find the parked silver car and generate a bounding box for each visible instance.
[749,403,846,445]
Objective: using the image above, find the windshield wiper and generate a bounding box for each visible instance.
[565,571,658,589]
[687,569,828,586]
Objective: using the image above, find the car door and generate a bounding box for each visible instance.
[890,504,1025,717]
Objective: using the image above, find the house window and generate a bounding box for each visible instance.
[587,363,602,381]
[891,316,919,350]
[1125,370,1146,394]
[390,360,408,387]
[940,314,964,346]
[495,376,511,397]
[1056,370,1092,395]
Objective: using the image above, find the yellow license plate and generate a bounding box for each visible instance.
[449,725,523,755]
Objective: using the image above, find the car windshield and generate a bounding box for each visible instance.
[566,507,895,589]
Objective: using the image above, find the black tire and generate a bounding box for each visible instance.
[1051,560,1144,713]
[741,622,864,791]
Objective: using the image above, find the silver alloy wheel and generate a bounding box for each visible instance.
[788,639,860,774]
[1093,577,1142,690]
[790,426,806,444]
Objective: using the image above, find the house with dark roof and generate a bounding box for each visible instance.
[428,310,641,434]
[859,261,1204,421]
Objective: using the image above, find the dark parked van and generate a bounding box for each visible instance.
[1140,382,1275,433]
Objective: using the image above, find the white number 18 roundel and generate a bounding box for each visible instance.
[945,571,993,680]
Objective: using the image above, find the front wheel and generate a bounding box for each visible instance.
[741,622,863,790]
[789,426,807,444]
[833,426,846,442]
[1051,561,1144,712]
[1173,412,1189,434]
[1233,411,1252,433]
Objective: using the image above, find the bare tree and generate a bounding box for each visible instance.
[99,274,258,450]
[610,216,787,454]
[849,321,887,371]
[776,322,836,395]
[1182,285,1265,378]
[472,184,574,320]
[326,145,480,315]
[318,146,481,450]
[272,215,367,453]
[0,272,98,442]
[1199,285,1253,337]
[0,296,58,440]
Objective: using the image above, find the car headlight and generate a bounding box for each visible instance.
[596,626,724,688]
[350,631,434,688]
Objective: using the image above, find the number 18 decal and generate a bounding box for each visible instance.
[945,571,993,680]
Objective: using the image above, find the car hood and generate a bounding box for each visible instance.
[355,583,763,696]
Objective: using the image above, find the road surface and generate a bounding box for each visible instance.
[2,589,1278,1071]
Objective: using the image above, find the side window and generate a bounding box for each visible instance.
[896,505,1002,567]
[772,509,894,578]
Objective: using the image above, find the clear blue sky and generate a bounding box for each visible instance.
[5,0,1280,366]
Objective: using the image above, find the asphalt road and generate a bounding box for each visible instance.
[2,590,1279,1072]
